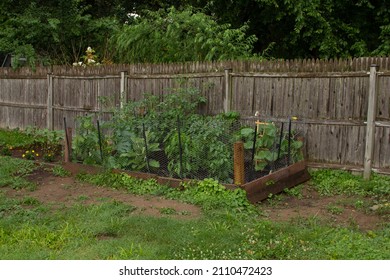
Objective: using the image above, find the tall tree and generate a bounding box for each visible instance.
[111,7,258,63]
[0,0,119,66]
[192,0,390,58]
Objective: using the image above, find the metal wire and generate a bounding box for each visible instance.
[72,116,303,184]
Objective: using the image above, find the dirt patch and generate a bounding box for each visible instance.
[3,163,387,230]
[5,166,201,220]
[259,188,385,231]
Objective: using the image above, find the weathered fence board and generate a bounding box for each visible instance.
[1,58,390,173]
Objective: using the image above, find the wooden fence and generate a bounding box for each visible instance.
[0,57,389,175]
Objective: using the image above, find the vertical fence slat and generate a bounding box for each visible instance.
[47,73,53,130]
[224,68,232,113]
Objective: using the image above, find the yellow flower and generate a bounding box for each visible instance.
[32,150,35,153]
[22,154,25,158]
[26,150,29,154]
[292,116,298,120]
[36,153,39,157]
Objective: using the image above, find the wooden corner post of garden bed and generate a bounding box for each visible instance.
[241,160,310,203]
[234,141,246,185]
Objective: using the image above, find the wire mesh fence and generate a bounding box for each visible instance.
[68,113,303,185]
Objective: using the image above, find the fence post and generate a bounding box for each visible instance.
[363,64,379,180]
[47,73,54,130]
[120,71,128,108]
[224,68,233,113]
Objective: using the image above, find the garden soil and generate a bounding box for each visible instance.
[4,163,386,230]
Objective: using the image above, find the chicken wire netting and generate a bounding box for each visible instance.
[69,113,303,185]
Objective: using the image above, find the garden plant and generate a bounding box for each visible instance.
[72,86,303,183]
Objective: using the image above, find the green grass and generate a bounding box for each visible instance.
[51,166,71,177]
[1,156,389,260]
[310,169,390,216]
[310,169,390,197]
[1,191,389,260]
[0,156,37,190]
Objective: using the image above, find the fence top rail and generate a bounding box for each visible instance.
[1,57,390,78]
[231,72,370,78]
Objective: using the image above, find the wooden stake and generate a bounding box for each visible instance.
[234,141,245,185]
[64,127,72,163]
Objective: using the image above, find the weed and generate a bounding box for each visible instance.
[111,244,144,259]
[20,196,41,206]
[0,145,12,156]
[266,193,284,206]
[354,200,365,209]
[327,204,344,215]
[52,166,71,177]
[159,207,177,215]
[77,195,90,201]
[0,156,38,190]
[284,185,304,199]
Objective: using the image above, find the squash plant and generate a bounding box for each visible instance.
[164,114,235,182]
[116,131,160,171]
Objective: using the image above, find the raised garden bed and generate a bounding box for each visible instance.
[1,131,310,204]
[60,160,310,204]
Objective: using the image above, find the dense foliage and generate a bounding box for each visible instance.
[1,0,390,66]
[112,7,257,63]
[73,87,243,183]
[0,0,118,66]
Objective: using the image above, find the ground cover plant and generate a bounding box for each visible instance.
[0,153,389,260]
[0,127,63,162]
[0,128,36,153]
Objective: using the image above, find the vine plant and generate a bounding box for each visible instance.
[240,122,303,172]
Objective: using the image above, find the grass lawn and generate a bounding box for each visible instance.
[0,155,389,260]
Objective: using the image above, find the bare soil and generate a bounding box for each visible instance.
[259,187,386,231]
[3,162,387,230]
[5,166,201,220]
